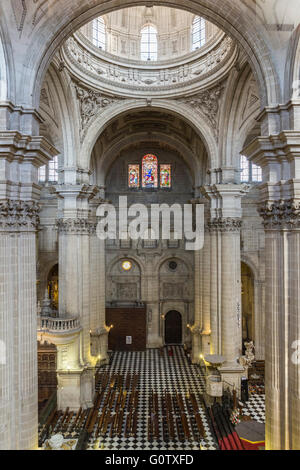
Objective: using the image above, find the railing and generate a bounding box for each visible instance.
[38,316,81,333]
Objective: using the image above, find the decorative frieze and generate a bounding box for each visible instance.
[208,217,242,232]
[63,33,236,97]
[259,200,300,229]
[56,218,96,235]
[0,199,40,230]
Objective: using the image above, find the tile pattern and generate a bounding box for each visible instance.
[87,346,217,450]
[38,347,266,451]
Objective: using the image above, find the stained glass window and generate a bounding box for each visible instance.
[142,154,158,188]
[128,164,140,188]
[160,164,171,188]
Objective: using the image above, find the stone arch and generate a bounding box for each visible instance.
[40,65,81,175]
[284,24,300,103]
[13,0,281,110]
[81,99,218,172]
[0,23,13,102]
[220,64,261,171]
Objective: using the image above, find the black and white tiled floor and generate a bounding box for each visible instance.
[240,394,265,424]
[39,346,266,450]
[87,346,217,450]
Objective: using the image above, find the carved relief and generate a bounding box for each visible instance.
[0,200,40,230]
[177,83,224,137]
[163,283,184,298]
[75,84,123,141]
[63,34,236,95]
[117,283,137,300]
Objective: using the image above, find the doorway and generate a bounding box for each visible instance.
[165,310,182,344]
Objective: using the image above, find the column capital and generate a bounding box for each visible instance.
[207,217,242,233]
[0,199,40,232]
[259,199,300,230]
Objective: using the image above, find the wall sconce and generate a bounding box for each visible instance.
[161,314,165,319]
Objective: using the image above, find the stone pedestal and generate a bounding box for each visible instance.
[57,368,94,411]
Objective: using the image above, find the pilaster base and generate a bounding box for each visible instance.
[57,367,95,411]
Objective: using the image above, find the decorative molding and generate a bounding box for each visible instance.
[259,200,300,229]
[56,218,96,235]
[208,217,242,232]
[0,199,40,231]
[75,84,124,141]
[62,33,237,97]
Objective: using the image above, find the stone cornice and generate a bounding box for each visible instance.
[0,131,58,166]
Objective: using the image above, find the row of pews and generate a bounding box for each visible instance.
[39,370,208,448]
[148,389,206,442]
[39,371,140,447]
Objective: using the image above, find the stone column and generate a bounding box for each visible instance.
[56,184,99,410]
[89,197,109,365]
[244,131,300,449]
[204,185,247,389]
[201,225,211,355]
[0,130,56,450]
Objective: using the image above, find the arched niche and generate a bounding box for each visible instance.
[241,261,254,346]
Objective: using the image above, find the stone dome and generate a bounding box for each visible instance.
[80,6,219,62]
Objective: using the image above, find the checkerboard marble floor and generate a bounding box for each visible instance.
[39,346,266,450]
[87,346,217,450]
[240,394,265,424]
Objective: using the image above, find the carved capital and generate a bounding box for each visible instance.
[208,217,242,232]
[259,199,300,229]
[57,218,96,235]
[0,199,40,231]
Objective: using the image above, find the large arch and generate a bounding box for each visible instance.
[0,1,280,110]
[81,99,218,172]
[91,129,206,187]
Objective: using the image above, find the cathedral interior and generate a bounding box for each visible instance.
[0,1,300,452]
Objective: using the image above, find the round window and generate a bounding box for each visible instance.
[122,260,132,271]
[168,261,178,271]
